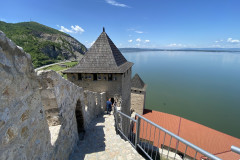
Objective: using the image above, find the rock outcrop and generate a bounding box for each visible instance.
[0,21,87,68]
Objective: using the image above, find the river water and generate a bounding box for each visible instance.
[122,51,240,139]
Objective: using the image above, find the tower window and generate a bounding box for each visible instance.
[108,74,112,81]
[93,73,97,81]
[78,73,82,80]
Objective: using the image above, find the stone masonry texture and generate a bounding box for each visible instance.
[0,31,109,160]
[70,113,144,160]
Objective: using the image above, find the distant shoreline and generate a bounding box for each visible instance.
[119,48,240,53]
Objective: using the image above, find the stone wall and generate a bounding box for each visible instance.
[37,70,106,159]
[66,70,131,109]
[67,73,122,99]
[0,31,106,160]
[0,31,51,159]
[121,68,132,116]
[131,91,146,115]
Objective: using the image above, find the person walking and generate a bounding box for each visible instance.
[106,98,112,114]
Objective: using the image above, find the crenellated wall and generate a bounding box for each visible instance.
[0,31,106,160]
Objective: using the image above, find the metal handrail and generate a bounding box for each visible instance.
[135,113,222,160]
[117,110,137,123]
[114,108,223,160]
[231,145,240,154]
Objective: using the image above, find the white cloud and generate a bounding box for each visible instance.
[136,44,140,46]
[215,41,219,43]
[145,40,150,43]
[90,41,95,46]
[135,31,143,34]
[60,26,73,33]
[136,38,141,42]
[227,38,240,43]
[59,25,85,34]
[128,40,133,43]
[105,0,129,7]
[71,25,84,33]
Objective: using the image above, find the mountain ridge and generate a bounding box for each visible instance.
[0,21,87,68]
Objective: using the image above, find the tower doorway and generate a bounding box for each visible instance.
[111,98,114,105]
[75,100,84,135]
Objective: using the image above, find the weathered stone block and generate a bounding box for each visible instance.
[21,126,29,139]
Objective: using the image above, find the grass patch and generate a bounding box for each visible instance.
[63,61,78,67]
[41,61,78,79]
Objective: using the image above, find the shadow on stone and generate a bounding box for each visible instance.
[70,115,106,159]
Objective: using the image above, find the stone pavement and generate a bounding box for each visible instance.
[70,113,144,160]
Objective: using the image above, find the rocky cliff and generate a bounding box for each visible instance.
[0,21,87,68]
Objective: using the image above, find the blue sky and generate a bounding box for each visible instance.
[1,0,240,48]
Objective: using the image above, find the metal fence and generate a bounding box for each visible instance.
[114,108,225,160]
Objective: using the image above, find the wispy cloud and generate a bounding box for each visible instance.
[227,38,240,43]
[0,18,6,21]
[168,43,185,47]
[145,40,150,43]
[105,0,129,8]
[211,44,222,48]
[71,25,84,33]
[215,40,223,43]
[135,31,143,34]
[90,41,95,46]
[60,26,73,33]
[59,25,85,34]
[136,38,141,42]
[128,40,133,43]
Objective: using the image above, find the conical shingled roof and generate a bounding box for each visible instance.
[131,74,146,89]
[63,29,133,73]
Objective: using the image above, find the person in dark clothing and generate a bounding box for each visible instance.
[106,98,112,114]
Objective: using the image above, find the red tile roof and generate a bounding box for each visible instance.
[136,109,240,160]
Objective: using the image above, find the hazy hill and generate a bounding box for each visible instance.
[0,21,87,68]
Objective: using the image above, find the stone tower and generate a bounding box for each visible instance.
[63,28,133,116]
[131,74,147,115]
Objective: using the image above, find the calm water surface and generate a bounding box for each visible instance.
[122,51,240,138]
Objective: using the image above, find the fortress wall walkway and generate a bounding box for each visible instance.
[70,113,144,160]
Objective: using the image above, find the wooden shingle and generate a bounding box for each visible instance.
[131,74,145,89]
[63,29,133,73]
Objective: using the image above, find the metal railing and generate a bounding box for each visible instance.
[231,145,240,155]
[114,108,223,160]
